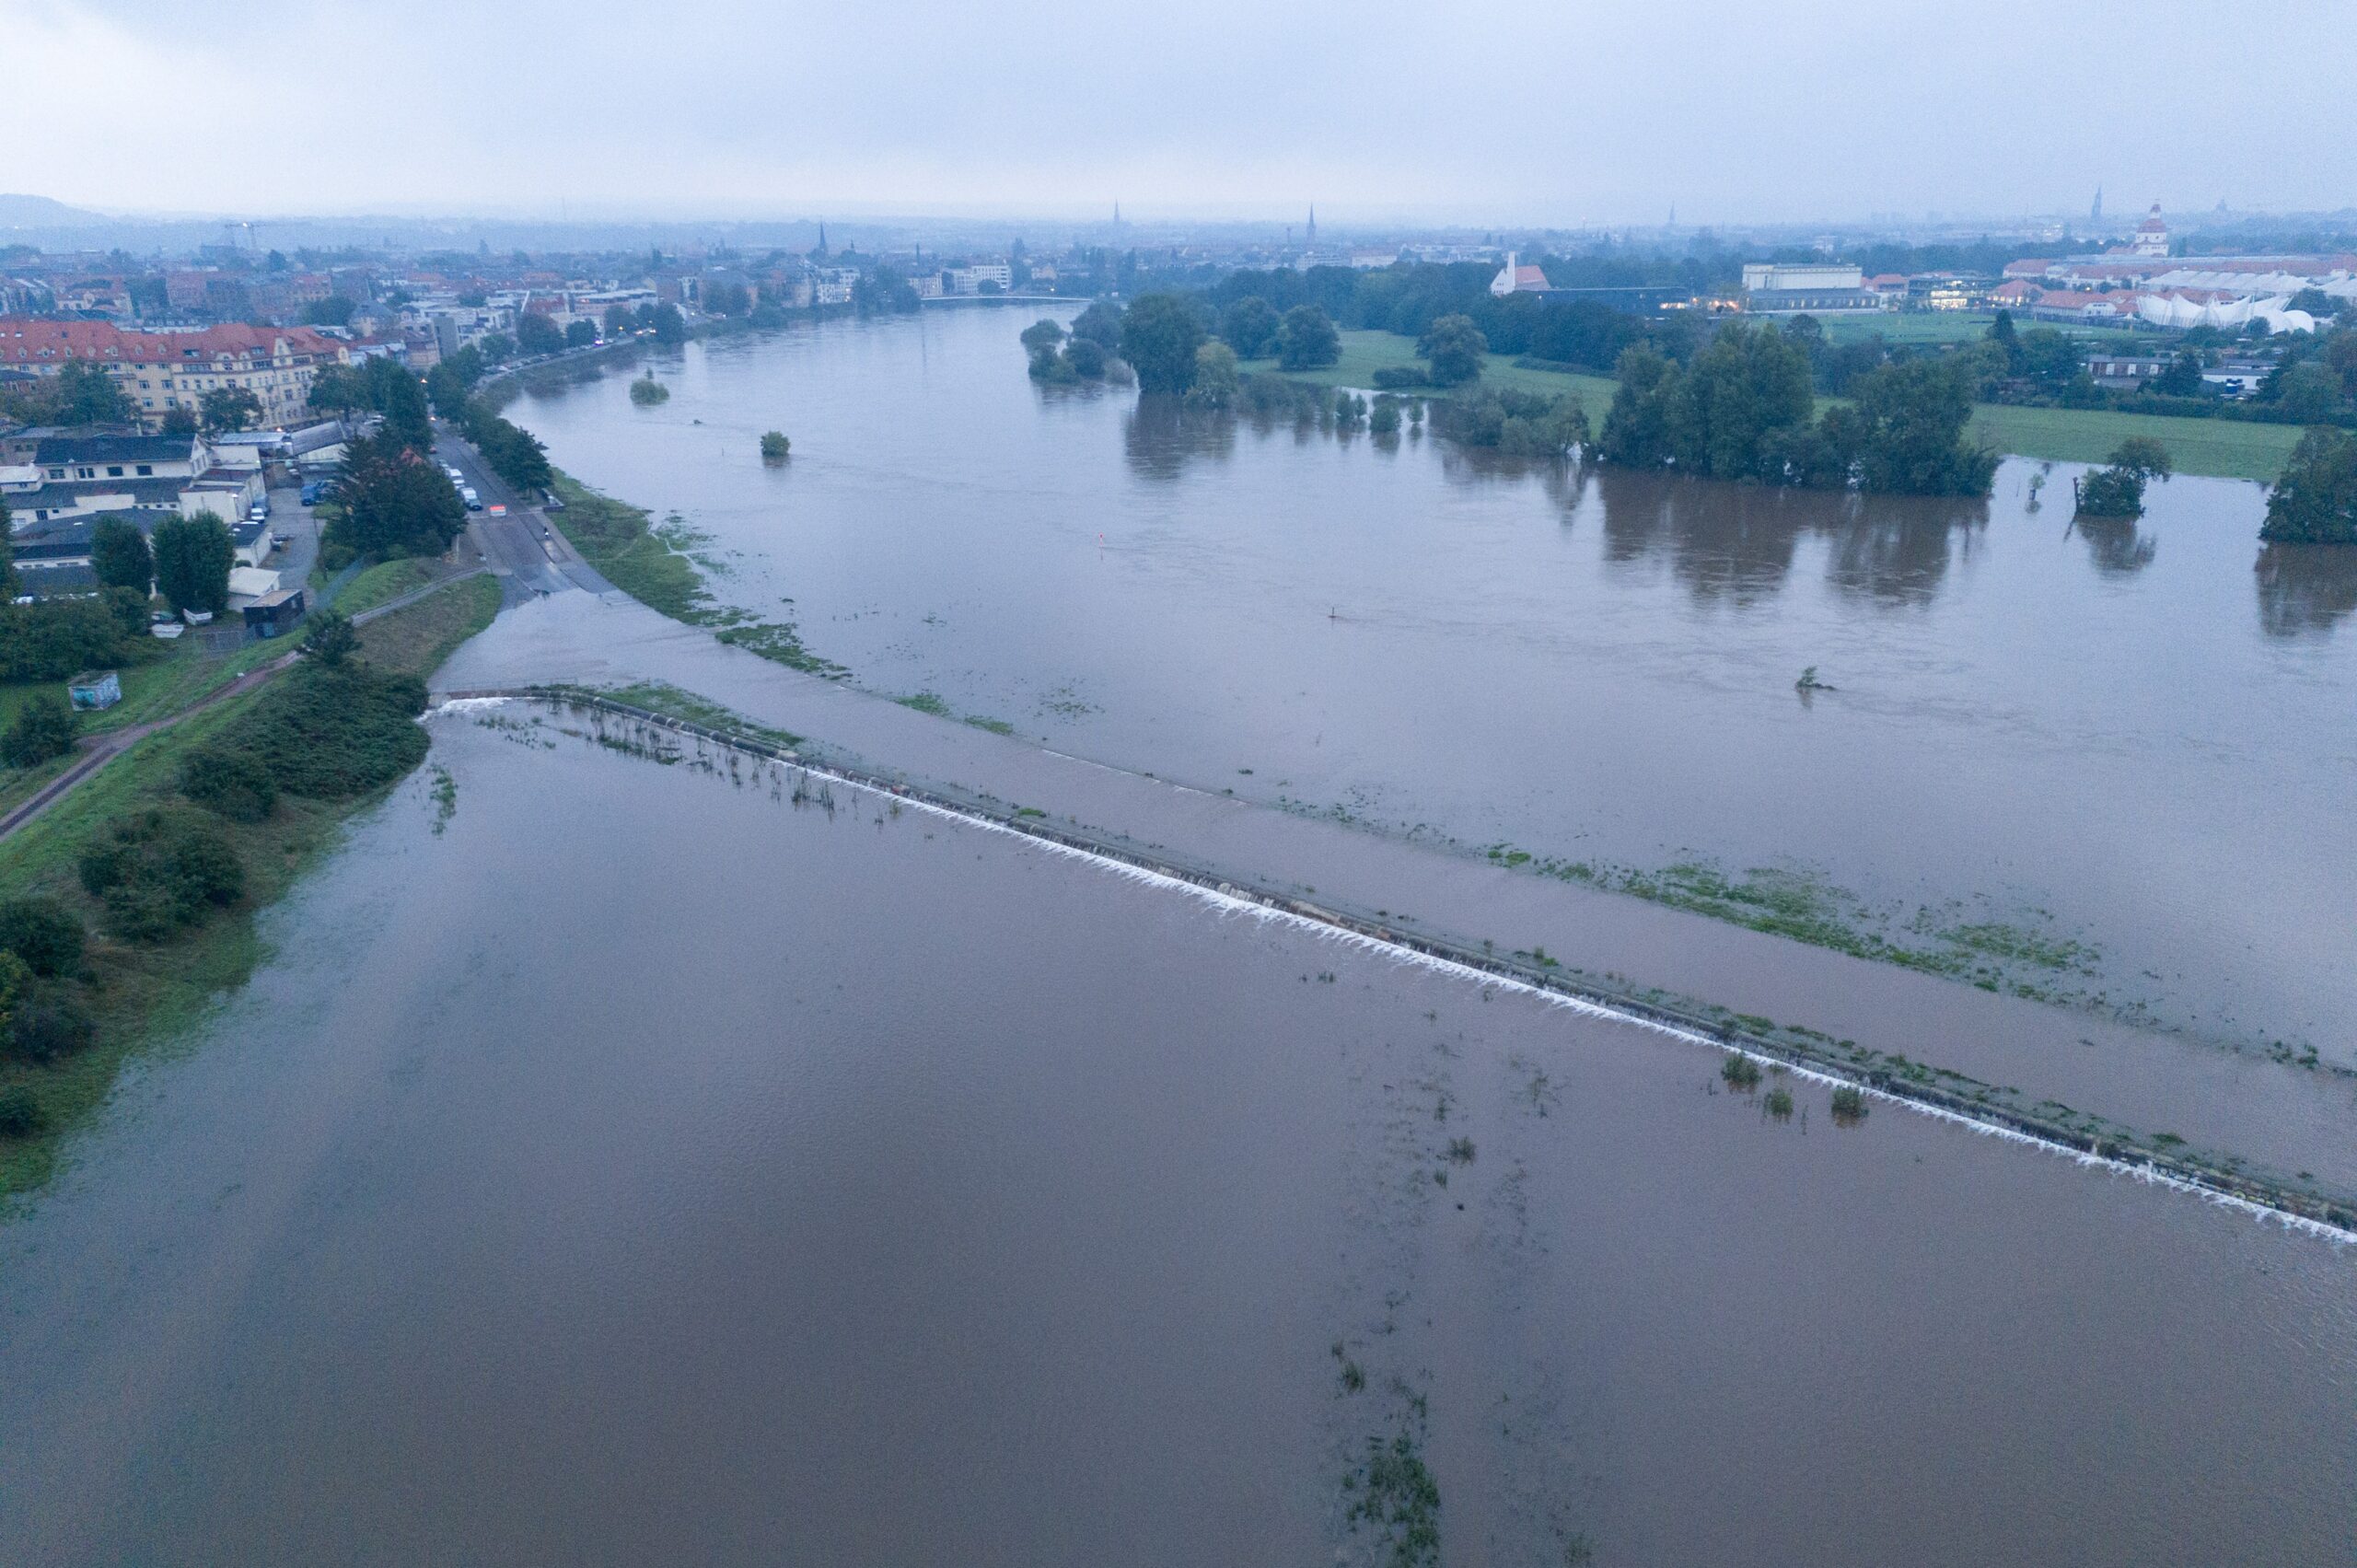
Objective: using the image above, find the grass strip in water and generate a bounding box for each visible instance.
[547,472,847,679]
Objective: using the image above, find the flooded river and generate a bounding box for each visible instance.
[3,710,2351,1565]
[506,311,2357,1057]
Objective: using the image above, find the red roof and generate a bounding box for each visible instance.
[0,318,345,367]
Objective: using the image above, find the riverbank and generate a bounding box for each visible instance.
[0,575,498,1202]
[1291,329,2299,482]
[544,471,844,675]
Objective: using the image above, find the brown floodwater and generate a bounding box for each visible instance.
[1,710,2350,1565]
[504,310,2357,1060]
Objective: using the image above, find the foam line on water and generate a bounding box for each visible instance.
[442,695,2355,1248]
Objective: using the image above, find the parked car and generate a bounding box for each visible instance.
[461,486,482,511]
[541,488,565,511]
[445,465,464,482]
[299,481,324,505]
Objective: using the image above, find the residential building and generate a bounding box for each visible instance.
[0,319,351,429]
[1,430,261,527]
[2084,353,2171,390]
[942,262,1012,295]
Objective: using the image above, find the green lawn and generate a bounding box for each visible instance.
[1271,331,1618,425]
[0,634,282,742]
[1965,404,2299,482]
[353,575,501,674]
[1818,312,2000,345]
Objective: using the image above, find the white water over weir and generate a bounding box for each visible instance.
[433,688,2357,1245]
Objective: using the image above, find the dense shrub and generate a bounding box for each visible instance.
[7,991,95,1065]
[179,743,279,822]
[212,662,429,800]
[1371,365,1432,391]
[0,593,145,683]
[0,1086,44,1137]
[2,693,76,768]
[0,895,86,977]
[78,806,247,941]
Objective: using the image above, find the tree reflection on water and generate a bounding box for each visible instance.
[2254,542,2357,639]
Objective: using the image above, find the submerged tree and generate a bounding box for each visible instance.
[2074,437,2173,517]
[1120,294,1207,395]
[2260,426,2357,544]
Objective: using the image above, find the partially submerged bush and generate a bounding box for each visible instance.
[1829,1085,1868,1125]
[0,895,86,977]
[1431,387,1588,457]
[760,430,791,461]
[0,1086,44,1138]
[7,991,95,1064]
[211,663,428,801]
[1720,1054,1763,1091]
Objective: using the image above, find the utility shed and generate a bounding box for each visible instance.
[68,669,122,710]
[241,586,307,638]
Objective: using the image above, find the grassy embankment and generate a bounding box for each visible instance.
[0,575,499,1202]
[1299,329,2298,482]
[545,471,846,678]
[0,636,296,820]
[327,556,459,617]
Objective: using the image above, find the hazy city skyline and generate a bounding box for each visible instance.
[14,0,2350,226]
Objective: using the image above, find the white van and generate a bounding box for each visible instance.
[461,486,482,511]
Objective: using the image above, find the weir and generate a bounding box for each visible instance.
[434,686,2357,1242]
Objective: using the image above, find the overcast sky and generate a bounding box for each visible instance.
[14,0,2350,226]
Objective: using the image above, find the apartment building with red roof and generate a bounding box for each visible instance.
[0,319,352,430]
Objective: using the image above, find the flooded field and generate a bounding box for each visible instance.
[505,311,2357,1058]
[2,710,2351,1565]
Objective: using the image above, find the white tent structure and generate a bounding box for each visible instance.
[2135,293,2319,333]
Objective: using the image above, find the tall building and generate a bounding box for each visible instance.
[2131,203,2170,258]
[2090,186,2104,224]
